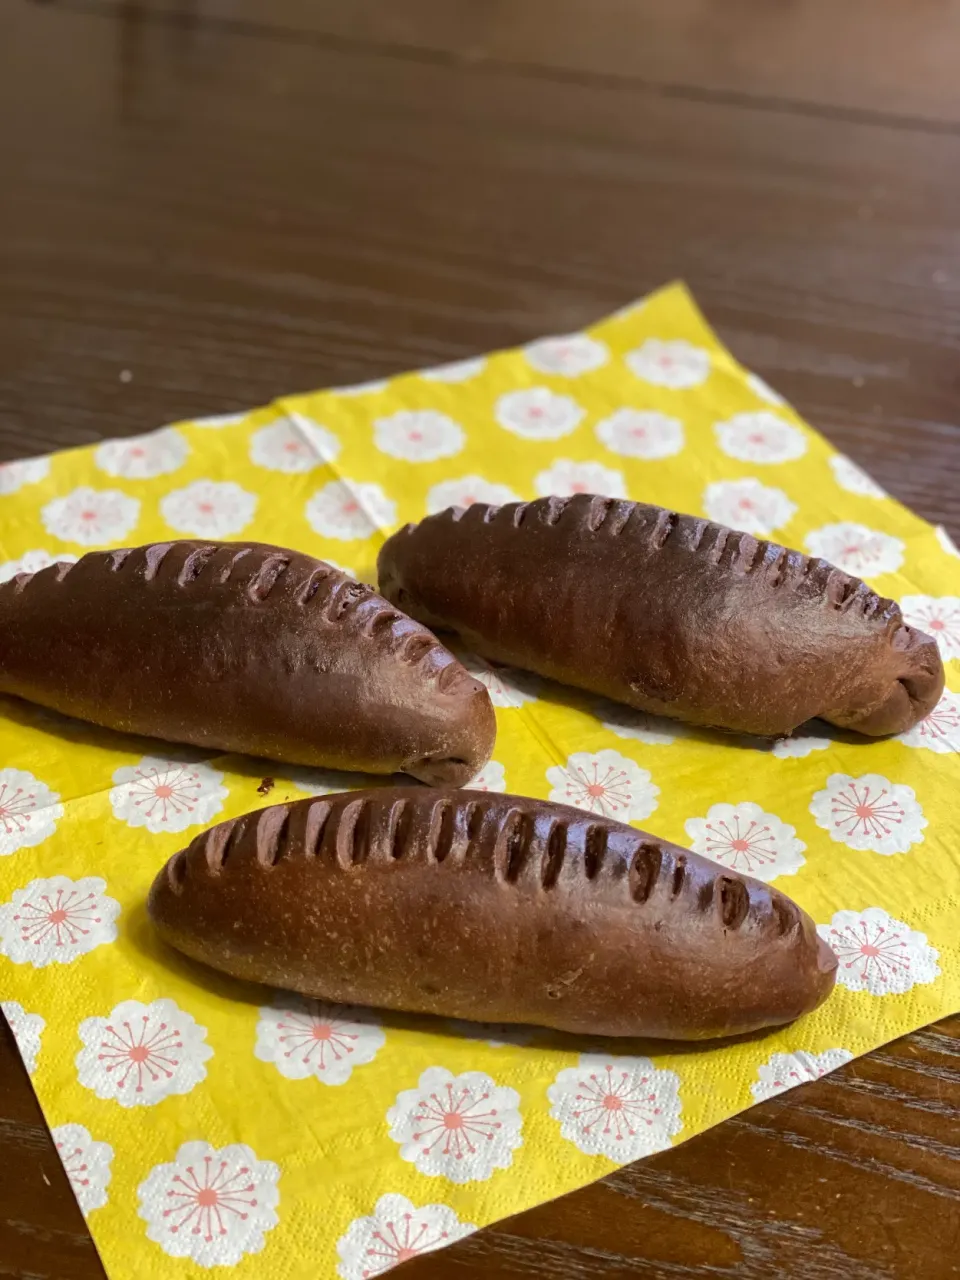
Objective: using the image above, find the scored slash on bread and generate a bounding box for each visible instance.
[0,541,496,784]
[377,494,944,738]
[148,788,837,1040]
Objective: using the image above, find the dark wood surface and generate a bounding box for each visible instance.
[1,2,958,1276]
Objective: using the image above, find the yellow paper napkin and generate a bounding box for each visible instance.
[0,283,957,1278]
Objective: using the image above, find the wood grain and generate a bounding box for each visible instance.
[66,0,960,125]
[1,2,958,1277]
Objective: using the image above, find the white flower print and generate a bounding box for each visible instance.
[534,459,625,499]
[137,1140,280,1267]
[703,478,797,537]
[897,688,960,754]
[334,378,390,396]
[595,408,684,460]
[0,875,119,967]
[819,907,940,995]
[594,699,685,745]
[374,411,465,463]
[109,757,228,834]
[191,411,248,429]
[524,333,608,377]
[52,1123,113,1217]
[548,1053,683,1162]
[460,653,541,708]
[0,549,77,584]
[305,480,397,540]
[900,595,960,662]
[714,412,807,464]
[829,453,886,498]
[254,995,385,1085]
[0,767,64,856]
[95,427,188,480]
[746,372,786,406]
[41,486,140,546]
[160,479,257,538]
[625,339,710,389]
[249,416,340,473]
[935,525,959,558]
[421,356,486,383]
[76,997,213,1107]
[426,476,521,515]
[495,388,585,440]
[444,1021,535,1049]
[684,802,806,881]
[387,1066,523,1184]
[546,749,659,822]
[770,733,831,759]
[810,773,926,855]
[336,1193,477,1279]
[1,1001,45,1074]
[804,522,904,578]
[750,1049,853,1102]
[0,454,50,495]
[466,760,506,792]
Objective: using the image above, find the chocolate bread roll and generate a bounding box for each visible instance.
[377,495,943,738]
[0,542,495,785]
[148,788,837,1039]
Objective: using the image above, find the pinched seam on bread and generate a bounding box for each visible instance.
[425,497,900,625]
[4,542,481,687]
[165,793,796,938]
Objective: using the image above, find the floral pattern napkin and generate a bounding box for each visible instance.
[0,282,958,1279]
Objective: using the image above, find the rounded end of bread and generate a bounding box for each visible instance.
[828,622,944,737]
[401,672,498,787]
[146,848,184,948]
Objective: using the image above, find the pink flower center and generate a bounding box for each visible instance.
[129,1044,151,1063]
[529,407,544,418]
[748,433,766,444]
[861,943,881,957]
[396,1247,418,1262]
[855,804,875,819]
[48,908,68,925]
[196,1188,220,1207]
[154,785,174,799]
[81,510,96,521]
[284,441,301,452]
[409,430,423,441]
[586,783,607,797]
[311,1024,332,1041]
[929,618,945,630]
[443,1112,465,1130]
[198,502,214,514]
[571,483,588,492]
[602,1094,623,1111]
[731,838,750,852]
[343,501,359,515]
[130,447,144,457]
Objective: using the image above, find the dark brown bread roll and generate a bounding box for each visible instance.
[148,788,837,1040]
[377,495,943,738]
[0,542,495,785]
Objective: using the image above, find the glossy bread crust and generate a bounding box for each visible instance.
[377,495,944,737]
[0,542,496,784]
[148,788,837,1039]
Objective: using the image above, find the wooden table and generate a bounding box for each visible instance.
[1,3,958,1276]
